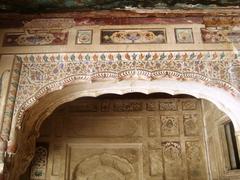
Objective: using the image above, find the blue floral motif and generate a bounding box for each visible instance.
[190,53,196,60]
[175,53,181,60]
[160,53,166,60]
[30,55,35,63]
[116,53,122,61]
[70,54,76,61]
[220,52,225,60]
[43,55,48,62]
[145,53,151,60]
[100,54,106,61]
[132,53,137,60]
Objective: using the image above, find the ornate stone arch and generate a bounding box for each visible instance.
[1,50,240,179]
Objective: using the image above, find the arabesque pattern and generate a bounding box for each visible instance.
[4,51,240,131]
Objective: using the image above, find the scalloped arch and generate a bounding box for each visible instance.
[11,78,240,138]
[3,51,240,156]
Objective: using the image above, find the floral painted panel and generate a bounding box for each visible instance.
[76,30,92,44]
[175,28,194,43]
[3,31,68,46]
[201,27,240,43]
[30,143,49,180]
[101,29,167,44]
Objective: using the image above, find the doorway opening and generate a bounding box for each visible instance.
[19,93,240,180]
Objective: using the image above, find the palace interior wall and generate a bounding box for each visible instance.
[0,17,239,180]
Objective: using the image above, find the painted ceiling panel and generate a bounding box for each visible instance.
[0,0,239,12]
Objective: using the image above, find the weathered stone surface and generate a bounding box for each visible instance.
[183,113,200,136]
[65,116,143,137]
[148,117,158,137]
[149,149,163,177]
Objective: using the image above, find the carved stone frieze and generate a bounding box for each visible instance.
[113,102,143,112]
[146,101,158,111]
[159,101,178,111]
[182,100,197,110]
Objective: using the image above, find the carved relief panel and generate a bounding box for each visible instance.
[35,98,208,180]
[67,144,141,180]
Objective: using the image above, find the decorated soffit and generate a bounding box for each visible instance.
[0,0,240,13]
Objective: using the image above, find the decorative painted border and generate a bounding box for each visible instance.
[201,28,240,44]
[3,31,69,47]
[3,51,240,130]
[101,29,167,44]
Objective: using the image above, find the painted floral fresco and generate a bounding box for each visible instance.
[76,30,92,44]
[3,50,240,130]
[201,28,240,43]
[3,32,68,46]
[101,29,167,44]
[175,28,194,43]
[30,143,48,180]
